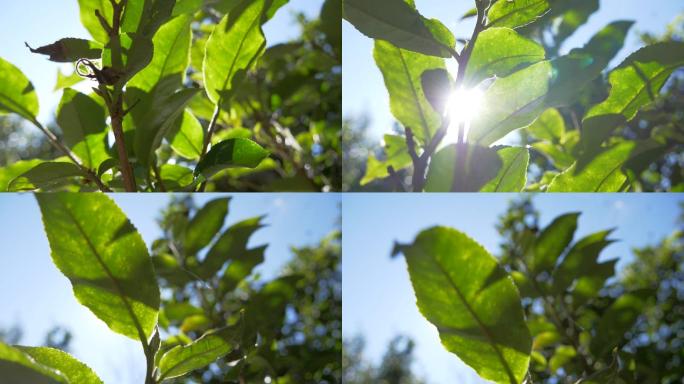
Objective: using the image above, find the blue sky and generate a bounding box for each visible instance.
[0,0,324,124]
[0,193,339,384]
[343,0,684,142]
[343,193,684,384]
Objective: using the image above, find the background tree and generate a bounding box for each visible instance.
[343,335,426,384]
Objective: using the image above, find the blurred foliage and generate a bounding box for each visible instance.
[0,325,72,352]
[343,335,425,384]
[152,196,341,383]
[0,116,60,166]
[495,197,684,383]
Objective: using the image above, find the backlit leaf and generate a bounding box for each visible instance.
[9,162,84,191]
[184,197,230,256]
[481,146,529,192]
[35,193,160,342]
[487,0,550,29]
[168,110,204,160]
[374,40,444,145]
[531,212,579,274]
[57,89,109,169]
[18,347,103,384]
[0,57,39,122]
[425,144,501,192]
[397,227,531,384]
[194,138,270,179]
[0,342,68,384]
[360,134,412,186]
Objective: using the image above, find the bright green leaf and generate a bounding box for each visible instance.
[397,227,532,384]
[57,89,109,169]
[55,69,84,91]
[78,0,113,44]
[0,342,68,384]
[466,27,546,86]
[487,0,550,29]
[168,110,204,160]
[481,146,529,192]
[0,57,39,122]
[18,347,103,384]
[194,138,270,178]
[549,345,576,373]
[526,108,564,142]
[35,193,160,342]
[373,40,444,145]
[159,164,196,191]
[158,321,243,381]
[360,134,412,186]
[0,159,42,191]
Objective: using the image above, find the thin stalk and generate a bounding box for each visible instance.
[30,119,111,192]
[202,104,222,158]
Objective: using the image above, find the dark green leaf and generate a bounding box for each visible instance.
[481,146,529,192]
[398,227,531,384]
[184,197,230,256]
[194,138,270,178]
[199,216,266,279]
[343,0,455,57]
[219,245,267,294]
[552,229,615,293]
[487,0,550,29]
[27,38,102,63]
[373,39,444,145]
[9,162,84,191]
[572,260,618,306]
[590,291,650,358]
[421,68,452,115]
[531,212,579,274]
[425,144,502,192]
[18,347,103,384]
[35,193,160,342]
[0,57,39,122]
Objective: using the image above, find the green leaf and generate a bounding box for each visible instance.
[134,88,200,167]
[0,342,68,383]
[465,27,546,87]
[373,40,444,145]
[128,14,192,94]
[55,69,84,91]
[184,197,230,256]
[78,0,113,44]
[57,89,109,169]
[9,162,84,191]
[578,41,684,157]
[27,38,102,63]
[481,146,529,192]
[199,215,266,279]
[421,68,452,115]
[203,0,286,105]
[18,347,103,384]
[194,138,270,179]
[548,141,638,192]
[469,21,632,146]
[0,57,39,122]
[572,260,618,306]
[168,110,204,160]
[526,108,564,142]
[590,291,650,358]
[549,345,576,373]
[397,227,531,384]
[552,229,615,294]
[531,212,579,274]
[219,245,267,294]
[35,193,160,342]
[554,0,599,47]
[360,134,412,186]
[487,0,550,29]
[425,144,502,192]
[158,320,243,381]
[159,164,196,190]
[0,159,42,191]
[343,0,455,58]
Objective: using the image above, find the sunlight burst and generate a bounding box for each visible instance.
[443,87,484,144]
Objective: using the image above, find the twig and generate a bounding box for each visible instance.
[387,166,408,192]
[201,104,221,157]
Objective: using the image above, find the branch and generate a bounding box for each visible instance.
[29,119,111,192]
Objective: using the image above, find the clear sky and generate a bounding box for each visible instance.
[0,192,340,384]
[343,0,684,142]
[0,0,324,124]
[343,193,684,384]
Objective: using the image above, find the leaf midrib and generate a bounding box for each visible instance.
[346,3,435,45]
[492,148,525,192]
[488,0,547,28]
[432,256,517,384]
[395,46,432,141]
[60,198,149,346]
[159,338,229,380]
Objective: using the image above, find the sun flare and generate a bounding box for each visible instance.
[443,87,484,144]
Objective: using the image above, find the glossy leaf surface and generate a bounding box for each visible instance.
[194,138,270,178]
[19,347,103,384]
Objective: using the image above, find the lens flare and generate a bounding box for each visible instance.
[443,87,484,144]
